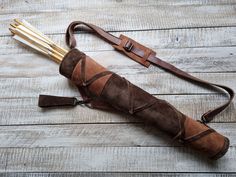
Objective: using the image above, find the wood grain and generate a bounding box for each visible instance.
[1,5,236,35]
[2,27,236,54]
[0,47,235,78]
[0,123,234,148]
[1,146,236,172]
[1,172,236,177]
[1,0,236,14]
[0,95,234,125]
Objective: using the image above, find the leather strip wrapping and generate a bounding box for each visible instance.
[60,49,229,159]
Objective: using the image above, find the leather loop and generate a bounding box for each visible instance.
[66,21,120,48]
[65,21,234,123]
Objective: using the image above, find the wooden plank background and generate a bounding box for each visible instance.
[0,0,236,176]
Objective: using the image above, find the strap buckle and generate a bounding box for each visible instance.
[113,35,156,67]
[124,40,134,52]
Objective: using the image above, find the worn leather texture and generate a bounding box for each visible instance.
[59,49,229,159]
[38,95,77,107]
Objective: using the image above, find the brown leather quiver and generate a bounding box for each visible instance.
[56,48,229,160]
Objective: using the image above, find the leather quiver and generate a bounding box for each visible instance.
[59,48,229,160]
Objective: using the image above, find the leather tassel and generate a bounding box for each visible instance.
[38,95,88,108]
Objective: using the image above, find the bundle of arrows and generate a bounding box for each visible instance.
[9,19,67,62]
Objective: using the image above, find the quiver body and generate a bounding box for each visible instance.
[59,48,229,159]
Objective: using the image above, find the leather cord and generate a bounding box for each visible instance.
[66,21,234,123]
[76,54,113,102]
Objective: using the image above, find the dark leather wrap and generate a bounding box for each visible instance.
[100,73,184,136]
[60,49,229,160]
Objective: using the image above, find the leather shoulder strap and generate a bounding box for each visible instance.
[65,21,234,123]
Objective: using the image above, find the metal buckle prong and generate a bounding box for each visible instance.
[124,40,133,52]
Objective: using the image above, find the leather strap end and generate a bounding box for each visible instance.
[38,95,77,108]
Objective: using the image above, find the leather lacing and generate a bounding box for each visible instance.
[173,118,218,146]
[75,58,112,106]
[76,54,158,113]
[125,79,158,114]
[77,57,213,145]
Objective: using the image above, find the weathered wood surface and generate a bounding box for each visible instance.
[1,27,236,54]
[0,0,236,176]
[1,47,236,77]
[1,0,236,14]
[1,147,236,172]
[1,4,236,35]
[0,123,235,147]
[1,173,236,177]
